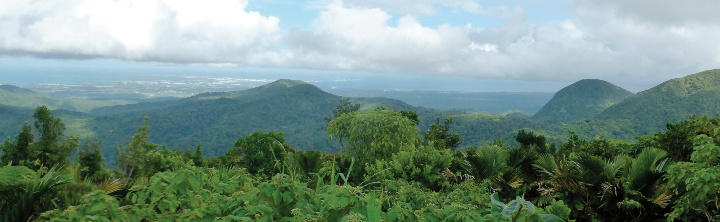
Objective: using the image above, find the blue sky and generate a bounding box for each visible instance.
[1,0,719,92]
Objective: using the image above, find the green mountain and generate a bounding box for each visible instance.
[326,88,554,114]
[0,104,32,138]
[89,79,344,159]
[0,84,135,112]
[598,69,720,132]
[533,79,633,122]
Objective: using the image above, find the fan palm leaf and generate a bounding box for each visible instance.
[2,165,69,222]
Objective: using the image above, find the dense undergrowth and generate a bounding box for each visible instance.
[1,105,720,221]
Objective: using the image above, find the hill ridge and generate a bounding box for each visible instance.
[533,79,633,122]
[598,69,720,131]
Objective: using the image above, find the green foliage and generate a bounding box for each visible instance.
[533,79,633,123]
[228,130,288,176]
[666,133,720,221]
[2,166,69,222]
[423,117,462,150]
[89,79,343,162]
[6,77,720,221]
[77,137,105,181]
[125,166,258,221]
[460,144,508,181]
[0,84,135,113]
[41,190,121,221]
[34,106,78,167]
[116,117,158,179]
[400,110,420,126]
[515,129,547,152]
[365,145,453,191]
[654,115,720,161]
[599,69,720,132]
[489,193,565,222]
[541,200,572,221]
[0,165,36,211]
[0,122,34,166]
[1,107,78,169]
[332,98,361,120]
[328,109,421,167]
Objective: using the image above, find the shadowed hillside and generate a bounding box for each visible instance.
[598,69,720,132]
[533,79,633,123]
[89,80,344,160]
[0,84,135,112]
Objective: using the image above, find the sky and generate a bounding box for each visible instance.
[1,0,719,92]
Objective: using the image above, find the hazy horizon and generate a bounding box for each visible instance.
[2,0,719,94]
[1,57,671,94]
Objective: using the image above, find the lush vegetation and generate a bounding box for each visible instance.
[599,69,720,132]
[0,84,135,113]
[2,104,720,221]
[533,79,633,123]
[3,70,720,170]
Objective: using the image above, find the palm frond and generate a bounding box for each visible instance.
[462,145,507,181]
[96,178,126,195]
[652,190,673,208]
[533,154,558,177]
[2,165,69,222]
[628,148,668,191]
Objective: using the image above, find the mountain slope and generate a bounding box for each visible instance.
[533,79,633,122]
[598,69,720,131]
[89,80,344,159]
[0,84,135,112]
[0,104,33,138]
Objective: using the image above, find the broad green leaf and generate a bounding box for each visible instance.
[539,214,564,222]
[502,200,520,217]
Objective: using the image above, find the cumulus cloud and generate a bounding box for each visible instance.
[565,0,720,84]
[572,0,720,25]
[285,1,472,74]
[0,0,281,63]
[1,0,719,88]
[338,0,483,16]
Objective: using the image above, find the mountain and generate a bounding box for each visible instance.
[533,79,633,122]
[0,104,33,138]
[598,69,720,131]
[325,88,554,114]
[89,80,344,160]
[0,84,135,112]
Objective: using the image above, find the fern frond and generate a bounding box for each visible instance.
[96,178,126,195]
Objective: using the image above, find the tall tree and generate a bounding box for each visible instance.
[423,117,462,150]
[0,123,34,166]
[116,117,157,179]
[227,131,288,176]
[327,109,420,166]
[332,98,361,119]
[77,137,105,180]
[33,106,76,167]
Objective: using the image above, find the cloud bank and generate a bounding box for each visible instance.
[1,0,719,86]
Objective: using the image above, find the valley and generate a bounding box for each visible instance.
[2,69,720,221]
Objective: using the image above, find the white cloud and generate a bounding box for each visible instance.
[282,0,720,88]
[1,0,719,90]
[338,0,483,16]
[572,0,720,25]
[0,0,281,63]
[285,1,473,74]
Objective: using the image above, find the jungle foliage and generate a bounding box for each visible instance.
[2,105,720,221]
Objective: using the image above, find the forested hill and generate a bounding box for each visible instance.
[0,84,134,112]
[0,104,32,137]
[533,79,633,123]
[3,70,720,169]
[598,69,720,131]
[88,79,344,157]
